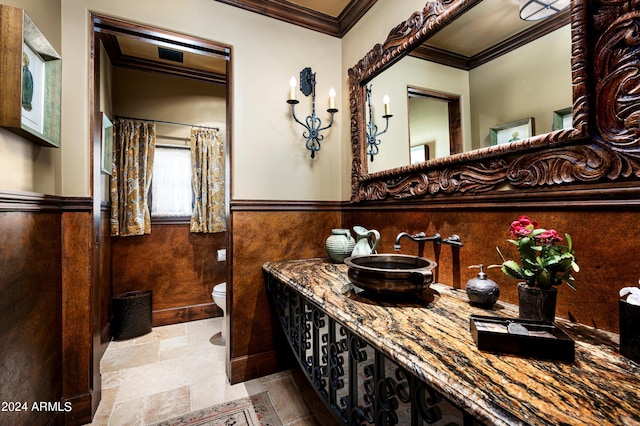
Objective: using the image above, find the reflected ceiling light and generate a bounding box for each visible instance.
[519,0,570,21]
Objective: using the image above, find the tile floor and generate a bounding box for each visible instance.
[86,317,338,425]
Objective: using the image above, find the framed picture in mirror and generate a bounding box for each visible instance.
[553,107,573,130]
[489,118,535,145]
[410,144,429,164]
[0,5,62,147]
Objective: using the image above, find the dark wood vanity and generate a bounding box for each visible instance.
[264,258,640,426]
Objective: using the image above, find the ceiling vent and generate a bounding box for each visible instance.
[158,47,184,63]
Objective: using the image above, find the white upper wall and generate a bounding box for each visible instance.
[58,0,343,199]
[2,0,569,202]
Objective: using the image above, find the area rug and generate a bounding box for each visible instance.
[150,392,282,426]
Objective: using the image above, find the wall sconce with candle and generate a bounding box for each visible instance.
[365,84,392,162]
[287,67,338,159]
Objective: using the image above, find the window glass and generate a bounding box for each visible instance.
[151,147,192,217]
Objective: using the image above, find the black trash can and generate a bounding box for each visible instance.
[112,290,152,340]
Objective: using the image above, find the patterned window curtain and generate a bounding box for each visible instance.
[190,127,226,233]
[110,119,156,236]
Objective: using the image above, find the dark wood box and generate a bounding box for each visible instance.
[470,315,575,362]
[620,300,640,364]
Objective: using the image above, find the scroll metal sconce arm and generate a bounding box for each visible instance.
[287,67,338,159]
[365,84,392,162]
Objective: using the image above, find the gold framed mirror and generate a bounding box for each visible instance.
[349,0,639,202]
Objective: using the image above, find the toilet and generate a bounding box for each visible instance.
[212,282,227,342]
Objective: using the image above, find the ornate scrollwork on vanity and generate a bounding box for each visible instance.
[349,0,640,202]
[266,274,477,426]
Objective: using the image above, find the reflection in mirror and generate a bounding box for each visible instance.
[408,87,462,164]
[365,0,572,174]
[366,54,471,174]
[365,84,393,163]
[350,0,639,202]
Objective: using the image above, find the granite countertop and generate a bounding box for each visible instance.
[263,257,640,426]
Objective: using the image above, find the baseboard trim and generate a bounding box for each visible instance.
[62,392,92,426]
[152,302,222,327]
[229,349,294,385]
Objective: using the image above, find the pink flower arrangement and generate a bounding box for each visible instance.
[491,216,579,290]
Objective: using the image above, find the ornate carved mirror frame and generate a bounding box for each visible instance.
[349,0,639,202]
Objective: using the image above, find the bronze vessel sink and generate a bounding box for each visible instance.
[344,254,437,294]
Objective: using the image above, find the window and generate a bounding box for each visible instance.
[151,146,192,217]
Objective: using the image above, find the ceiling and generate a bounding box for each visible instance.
[99,0,570,84]
[427,0,534,57]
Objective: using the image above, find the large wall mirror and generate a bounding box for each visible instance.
[349,0,639,202]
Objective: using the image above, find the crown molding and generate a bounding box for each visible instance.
[410,7,571,70]
[214,0,378,37]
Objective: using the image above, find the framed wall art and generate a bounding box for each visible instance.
[0,5,62,147]
[101,113,113,174]
[489,117,535,146]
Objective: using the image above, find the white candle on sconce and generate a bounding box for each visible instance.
[329,87,336,109]
[383,95,390,116]
[289,76,296,100]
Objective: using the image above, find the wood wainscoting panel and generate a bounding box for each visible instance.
[0,211,63,426]
[343,206,639,334]
[98,206,112,356]
[111,224,226,326]
[61,210,94,426]
[229,208,341,384]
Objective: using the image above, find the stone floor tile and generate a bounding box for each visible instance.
[85,318,327,426]
[264,376,312,424]
[100,341,160,373]
[143,386,191,424]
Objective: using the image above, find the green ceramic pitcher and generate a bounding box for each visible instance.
[351,225,380,256]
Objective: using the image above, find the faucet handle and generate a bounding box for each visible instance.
[443,234,463,247]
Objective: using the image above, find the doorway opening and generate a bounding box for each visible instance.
[89,14,233,404]
[408,86,461,160]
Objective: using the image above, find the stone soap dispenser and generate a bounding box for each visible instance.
[326,229,356,264]
[466,264,500,308]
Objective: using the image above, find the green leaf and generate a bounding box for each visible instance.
[537,268,552,288]
[501,260,525,280]
[566,275,578,291]
[541,254,562,268]
[565,233,573,250]
[530,228,547,237]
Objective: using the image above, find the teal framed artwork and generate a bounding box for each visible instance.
[0,5,62,147]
